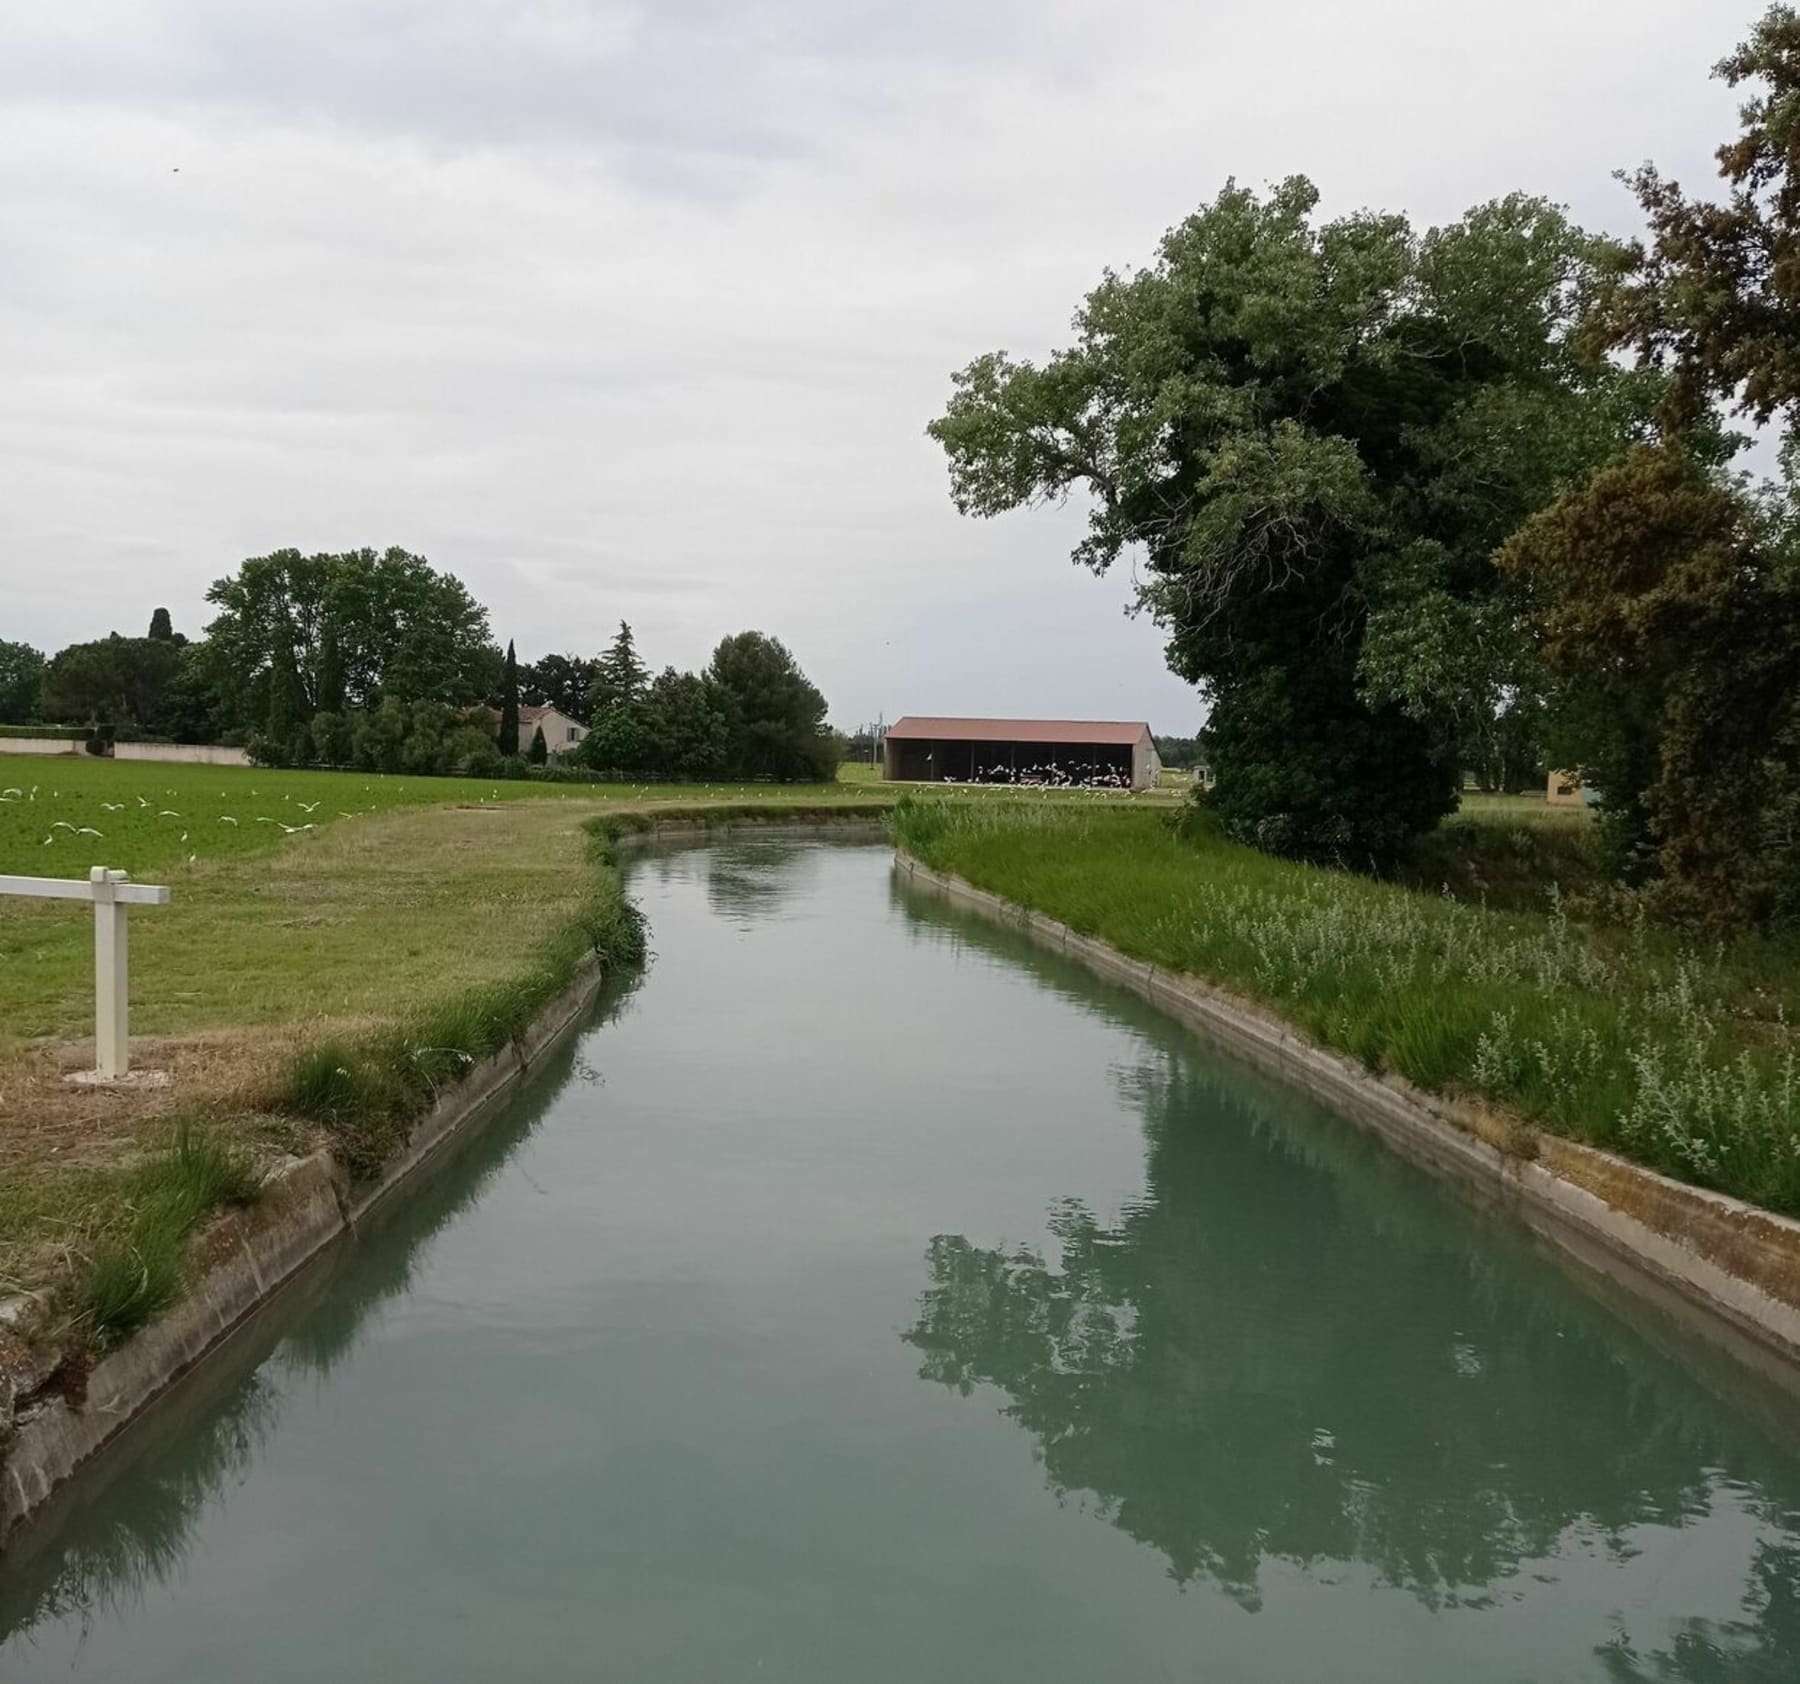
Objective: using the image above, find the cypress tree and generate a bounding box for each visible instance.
[528,723,548,764]
[499,639,521,756]
[148,607,174,641]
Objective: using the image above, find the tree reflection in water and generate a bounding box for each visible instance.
[903,1048,1800,1671]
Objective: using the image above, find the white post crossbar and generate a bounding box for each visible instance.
[0,869,171,1079]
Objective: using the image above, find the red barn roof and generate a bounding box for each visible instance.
[884,716,1151,745]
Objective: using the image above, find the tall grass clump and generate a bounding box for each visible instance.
[77,1121,262,1351]
[892,797,1800,1215]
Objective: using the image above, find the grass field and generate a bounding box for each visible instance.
[892,798,1800,1217]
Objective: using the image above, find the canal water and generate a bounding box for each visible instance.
[3,839,1798,1681]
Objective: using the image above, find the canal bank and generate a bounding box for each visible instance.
[894,849,1800,1383]
[0,811,887,1548]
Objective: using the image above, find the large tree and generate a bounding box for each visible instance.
[1499,445,1800,926]
[0,639,46,723]
[643,667,729,778]
[1494,8,1800,928]
[40,635,183,728]
[520,652,596,721]
[588,622,648,719]
[202,547,499,731]
[1592,5,1800,430]
[707,631,835,781]
[929,179,1657,862]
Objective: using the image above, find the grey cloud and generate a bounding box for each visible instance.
[0,1,1762,729]
[6,0,1063,165]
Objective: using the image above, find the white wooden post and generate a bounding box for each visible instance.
[0,869,171,1081]
[92,868,130,1077]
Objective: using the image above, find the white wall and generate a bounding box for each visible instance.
[0,740,250,766]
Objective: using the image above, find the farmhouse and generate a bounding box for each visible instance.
[883,716,1161,789]
[519,704,587,752]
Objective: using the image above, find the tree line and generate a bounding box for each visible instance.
[930,5,1800,930]
[1,547,840,783]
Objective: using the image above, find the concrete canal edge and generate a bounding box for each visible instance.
[0,953,604,1546]
[0,813,890,1547]
[894,850,1800,1383]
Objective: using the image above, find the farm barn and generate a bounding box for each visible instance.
[883,717,1161,790]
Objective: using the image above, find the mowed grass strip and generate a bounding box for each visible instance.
[892,798,1800,1216]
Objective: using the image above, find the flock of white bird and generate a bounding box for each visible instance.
[0,781,393,867]
[951,762,1136,789]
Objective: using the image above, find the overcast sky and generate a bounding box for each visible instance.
[1,1,1757,731]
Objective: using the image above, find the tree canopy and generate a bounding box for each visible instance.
[520,652,596,722]
[588,622,648,720]
[203,547,499,735]
[1593,5,1800,430]
[0,639,46,724]
[706,631,836,781]
[1500,445,1800,926]
[38,635,183,729]
[930,178,1659,860]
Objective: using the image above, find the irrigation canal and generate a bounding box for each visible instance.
[3,838,1798,1681]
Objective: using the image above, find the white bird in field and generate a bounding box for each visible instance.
[219,815,238,825]
[50,820,75,832]
[159,809,180,817]
[77,827,103,837]
[180,832,188,842]
[1,787,20,798]
[256,817,278,825]
[137,796,150,808]
[338,810,354,818]
[101,801,123,811]
[41,834,53,845]
[297,801,320,813]
[277,822,302,833]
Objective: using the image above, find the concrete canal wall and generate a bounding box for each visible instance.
[894,850,1800,1382]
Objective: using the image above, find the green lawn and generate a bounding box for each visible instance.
[892,798,1800,1217]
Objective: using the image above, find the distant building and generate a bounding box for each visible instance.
[1546,769,1596,807]
[520,704,587,752]
[883,716,1161,790]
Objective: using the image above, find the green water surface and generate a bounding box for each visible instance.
[2,840,1797,1681]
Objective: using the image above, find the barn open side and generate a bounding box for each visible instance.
[882,717,1160,789]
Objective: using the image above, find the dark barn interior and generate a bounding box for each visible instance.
[881,717,1157,788]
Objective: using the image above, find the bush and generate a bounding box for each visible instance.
[460,742,505,780]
